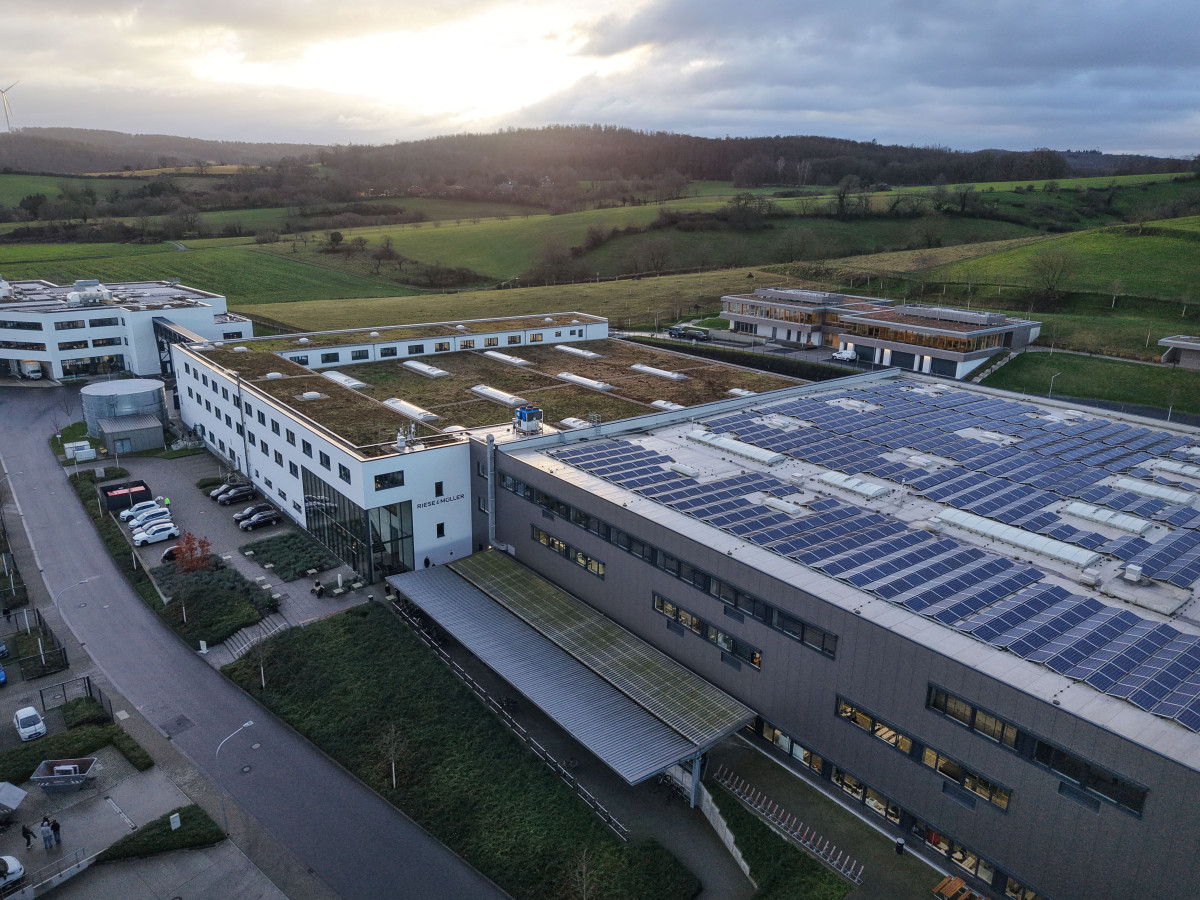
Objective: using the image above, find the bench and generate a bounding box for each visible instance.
[350,581,364,591]
[933,877,966,899]
[331,587,346,597]
[263,562,275,570]
[244,550,255,557]
[305,568,318,576]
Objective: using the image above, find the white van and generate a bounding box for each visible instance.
[17,360,42,379]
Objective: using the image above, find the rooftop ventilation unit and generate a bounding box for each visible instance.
[686,430,786,465]
[1063,501,1154,534]
[370,331,380,337]
[554,345,601,359]
[1112,477,1193,506]
[728,388,757,398]
[560,417,592,429]
[442,425,466,433]
[265,372,284,380]
[384,398,440,421]
[301,391,322,400]
[1155,459,1200,478]
[483,350,531,366]
[298,337,310,344]
[233,346,249,353]
[631,364,687,381]
[557,372,612,391]
[455,324,468,331]
[819,471,890,499]
[937,508,1101,568]
[651,400,686,411]
[764,497,807,516]
[544,317,554,323]
[321,370,368,389]
[1124,564,1144,584]
[668,463,700,478]
[513,405,543,434]
[403,360,449,378]
[472,384,527,407]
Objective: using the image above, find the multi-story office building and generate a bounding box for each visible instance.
[723,287,1040,378]
[0,276,251,380]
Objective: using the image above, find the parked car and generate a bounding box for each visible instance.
[119,499,161,522]
[0,855,23,887]
[831,348,858,362]
[210,481,246,500]
[240,509,281,531]
[681,328,710,341]
[0,663,7,686]
[233,502,274,523]
[13,707,46,742]
[667,326,687,338]
[128,506,172,531]
[132,521,181,547]
[217,484,257,505]
[161,543,179,563]
[0,638,7,658]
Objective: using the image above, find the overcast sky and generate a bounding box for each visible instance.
[4,1,1197,157]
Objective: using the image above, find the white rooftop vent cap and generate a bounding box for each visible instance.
[265,372,284,380]
[544,317,553,323]
[370,331,380,337]
[571,319,580,324]
[233,346,249,353]
[302,391,321,400]
[298,337,310,344]
[214,342,224,347]
[456,324,468,331]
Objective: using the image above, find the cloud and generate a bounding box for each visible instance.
[4,0,1199,155]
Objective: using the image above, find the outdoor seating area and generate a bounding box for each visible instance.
[933,874,984,900]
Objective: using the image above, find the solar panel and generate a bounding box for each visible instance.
[925,568,1045,624]
[1028,608,1143,672]
[998,598,1106,654]
[960,584,1073,641]
[1065,621,1177,688]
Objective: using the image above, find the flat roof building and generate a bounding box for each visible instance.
[723,288,1040,378]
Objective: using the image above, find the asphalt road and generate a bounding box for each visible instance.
[0,386,507,900]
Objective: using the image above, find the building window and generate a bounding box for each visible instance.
[222,387,229,400]
[247,430,256,446]
[529,333,543,342]
[225,414,232,427]
[338,464,351,484]
[270,419,280,435]
[434,341,450,352]
[507,335,521,345]
[478,497,489,513]
[293,355,309,366]
[321,352,339,363]
[91,337,122,347]
[436,523,446,538]
[58,340,88,351]
[461,339,475,349]
[319,452,331,470]
[285,429,295,446]
[927,685,1144,816]
[274,450,283,465]
[407,344,425,354]
[351,349,369,361]
[223,331,243,340]
[484,337,499,347]
[264,477,273,488]
[54,320,85,331]
[289,461,299,477]
[434,481,444,497]
[260,440,268,454]
[301,440,312,457]
[89,317,119,328]
[531,525,604,577]
[380,347,397,357]
[375,470,405,491]
[654,594,761,667]
[257,411,266,426]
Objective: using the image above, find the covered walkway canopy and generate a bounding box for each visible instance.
[388,551,755,786]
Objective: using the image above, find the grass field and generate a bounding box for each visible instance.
[0,173,137,207]
[244,266,789,331]
[981,351,1200,414]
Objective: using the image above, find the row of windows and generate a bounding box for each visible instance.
[0,320,43,330]
[2,316,121,331]
[838,698,1010,810]
[285,331,582,368]
[374,469,405,491]
[928,686,1146,816]
[531,525,605,577]
[0,340,46,351]
[655,593,761,668]
[499,472,838,658]
[759,720,1044,900]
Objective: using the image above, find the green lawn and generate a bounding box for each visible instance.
[224,604,701,900]
[981,351,1200,415]
[0,173,138,207]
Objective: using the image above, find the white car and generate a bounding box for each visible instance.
[120,499,161,522]
[132,521,181,546]
[831,348,858,362]
[128,507,173,531]
[0,855,23,887]
[13,707,45,742]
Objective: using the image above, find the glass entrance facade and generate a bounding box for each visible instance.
[301,467,414,582]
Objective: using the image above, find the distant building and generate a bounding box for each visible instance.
[1158,335,1200,369]
[722,288,1040,378]
[0,276,251,380]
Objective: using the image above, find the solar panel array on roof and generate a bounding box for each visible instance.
[544,384,1200,731]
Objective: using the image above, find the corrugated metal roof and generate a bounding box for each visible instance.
[389,565,705,784]
[97,414,163,433]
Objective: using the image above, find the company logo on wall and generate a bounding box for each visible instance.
[417,493,465,509]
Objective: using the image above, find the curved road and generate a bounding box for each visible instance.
[0,386,506,900]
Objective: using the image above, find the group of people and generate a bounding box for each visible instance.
[20,817,62,850]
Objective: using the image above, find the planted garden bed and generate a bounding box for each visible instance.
[239,532,337,581]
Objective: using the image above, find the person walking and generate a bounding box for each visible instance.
[20,824,33,848]
[40,819,52,850]
[51,819,61,845]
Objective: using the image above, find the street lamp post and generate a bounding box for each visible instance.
[1049,372,1062,399]
[216,720,254,836]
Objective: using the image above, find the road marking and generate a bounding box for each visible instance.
[106,795,137,830]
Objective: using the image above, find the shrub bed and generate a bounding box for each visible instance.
[151,561,269,646]
[95,805,223,863]
[0,725,152,784]
[61,697,111,729]
[239,532,338,581]
[707,780,851,900]
[195,476,225,493]
[225,604,700,900]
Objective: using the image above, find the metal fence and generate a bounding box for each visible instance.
[38,675,114,722]
[15,609,69,681]
[391,598,629,842]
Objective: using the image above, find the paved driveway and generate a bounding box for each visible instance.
[0,385,507,900]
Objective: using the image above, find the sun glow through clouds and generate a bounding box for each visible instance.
[194,5,642,122]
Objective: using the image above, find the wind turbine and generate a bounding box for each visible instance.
[0,81,17,133]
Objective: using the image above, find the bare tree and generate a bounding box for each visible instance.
[1027,249,1078,298]
[376,721,407,790]
[248,626,273,690]
[642,237,673,273]
[567,847,597,900]
[1110,279,1125,308]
